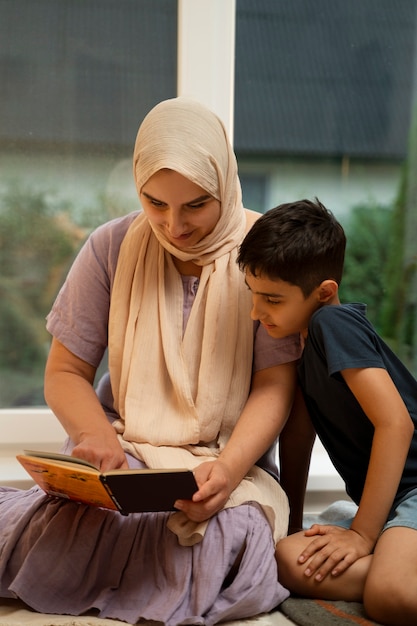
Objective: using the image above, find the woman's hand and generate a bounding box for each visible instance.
[71,433,128,471]
[174,460,232,522]
[45,338,129,472]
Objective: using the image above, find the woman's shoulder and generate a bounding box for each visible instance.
[244,208,261,232]
[90,211,141,243]
[87,211,142,264]
[68,211,143,285]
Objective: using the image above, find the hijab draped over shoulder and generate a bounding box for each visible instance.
[109,97,253,454]
[108,98,289,544]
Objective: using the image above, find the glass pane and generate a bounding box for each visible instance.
[235,0,417,372]
[0,0,177,407]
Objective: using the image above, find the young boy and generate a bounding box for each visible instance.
[237,198,417,626]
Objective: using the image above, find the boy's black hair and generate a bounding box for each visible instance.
[238,198,346,297]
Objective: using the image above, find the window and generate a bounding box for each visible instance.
[1,0,416,408]
[0,0,177,407]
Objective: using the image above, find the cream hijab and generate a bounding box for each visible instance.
[108,97,255,458]
[108,98,289,545]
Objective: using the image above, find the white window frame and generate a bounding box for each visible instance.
[0,1,342,509]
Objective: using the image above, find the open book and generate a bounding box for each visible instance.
[17,450,198,515]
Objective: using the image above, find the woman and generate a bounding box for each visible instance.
[0,98,301,625]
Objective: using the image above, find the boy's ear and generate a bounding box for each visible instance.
[317,279,338,303]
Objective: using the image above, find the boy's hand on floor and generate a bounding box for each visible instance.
[298,524,373,581]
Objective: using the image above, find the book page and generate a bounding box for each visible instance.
[23,449,98,469]
[16,455,119,510]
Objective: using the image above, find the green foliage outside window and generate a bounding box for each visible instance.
[340,195,416,376]
[0,183,85,406]
[339,202,393,334]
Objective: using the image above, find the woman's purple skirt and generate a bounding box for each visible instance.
[0,486,289,625]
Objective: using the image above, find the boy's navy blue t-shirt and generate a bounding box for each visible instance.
[298,302,417,506]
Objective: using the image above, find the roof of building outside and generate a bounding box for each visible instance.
[234,0,417,159]
[0,0,416,160]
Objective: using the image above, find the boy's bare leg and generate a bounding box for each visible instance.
[364,527,417,625]
[275,531,370,601]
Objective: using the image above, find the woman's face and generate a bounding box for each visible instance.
[140,169,221,249]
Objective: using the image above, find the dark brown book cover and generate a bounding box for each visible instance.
[17,450,197,514]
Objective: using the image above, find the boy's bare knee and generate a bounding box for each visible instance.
[275,534,324,596]
[275,535,303,590]
[275,537,294,587]
[275,535,293,565]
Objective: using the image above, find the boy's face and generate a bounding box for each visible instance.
[245,271,321,339]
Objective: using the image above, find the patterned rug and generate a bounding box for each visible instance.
[280,598,383,626]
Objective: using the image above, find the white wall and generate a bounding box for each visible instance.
[240,158,402,220]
